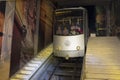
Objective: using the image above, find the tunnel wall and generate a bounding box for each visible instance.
[38,0,54,51]
[10,0,54,76]
[10,0,38,76]
[110,0,120,36]
[95,6,107,36]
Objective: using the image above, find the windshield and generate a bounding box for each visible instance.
[54,9,84,36]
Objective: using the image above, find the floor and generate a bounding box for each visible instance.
[0,60,10,80]
[82,37,120,80]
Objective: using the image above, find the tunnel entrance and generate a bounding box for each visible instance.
[84,6,96,33]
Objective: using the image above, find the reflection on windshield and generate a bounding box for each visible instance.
[55,17,83,36]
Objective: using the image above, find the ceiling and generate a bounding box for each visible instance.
[50,0,112,9]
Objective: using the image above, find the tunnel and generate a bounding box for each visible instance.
[0,0,120,80]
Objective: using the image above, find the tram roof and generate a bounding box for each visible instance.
[55,7,86,12]
[50,0,112,9]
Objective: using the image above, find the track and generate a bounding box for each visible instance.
[10,54,83,80]
[49,57,83,80]
[37,56,83,80]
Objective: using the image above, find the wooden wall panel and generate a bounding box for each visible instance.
[39,0,54,47]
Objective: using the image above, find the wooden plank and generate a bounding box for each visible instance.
[82,37,120,80]
[0,1,15,80]
[85,69,120,74]
[86,65,120,70]
[85,79,118,80]
[86,73,120,79]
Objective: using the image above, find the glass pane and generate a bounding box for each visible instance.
[54,8,84,36]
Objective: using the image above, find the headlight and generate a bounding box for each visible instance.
[56,46,61,51]
[76,46,80,50]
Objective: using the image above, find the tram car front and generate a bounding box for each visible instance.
[53,7,88,59]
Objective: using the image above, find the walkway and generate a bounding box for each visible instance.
[81,37,120,80]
